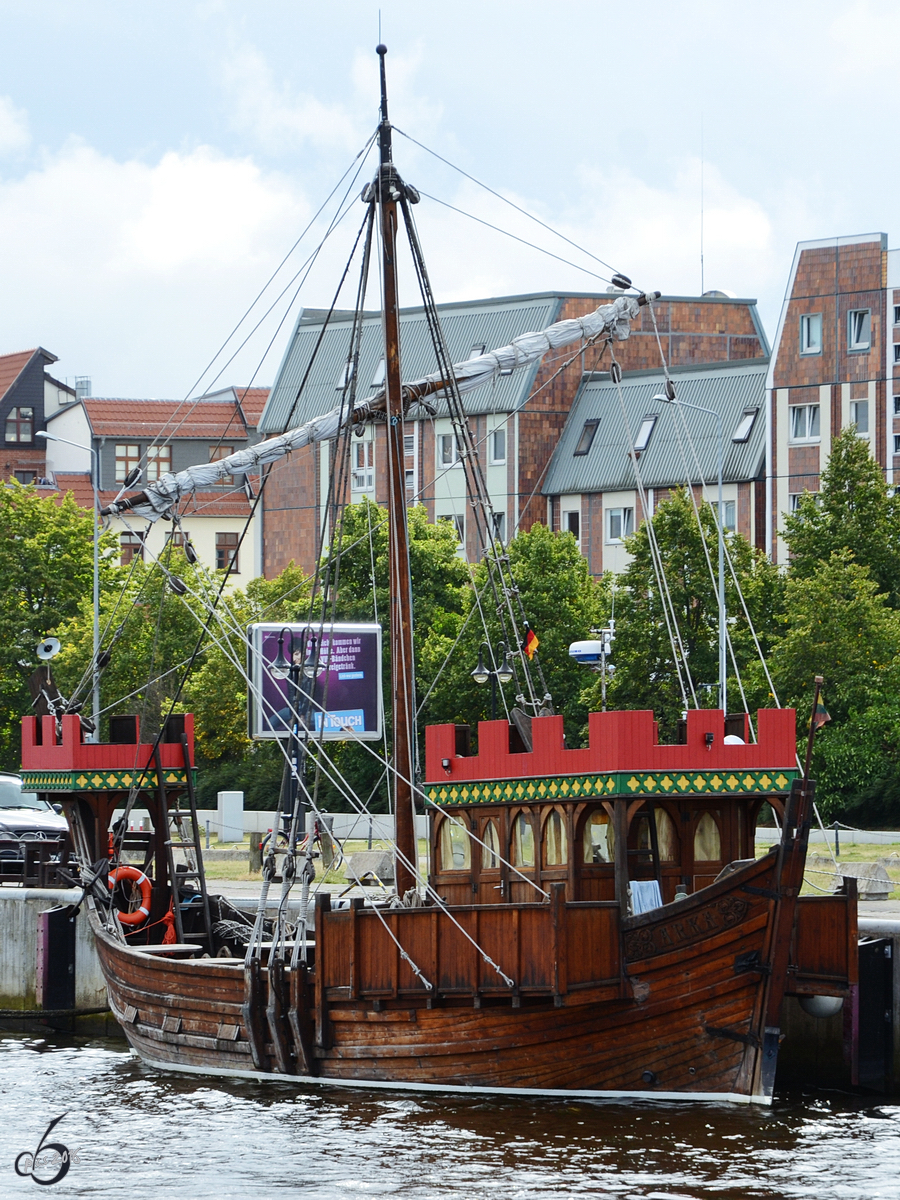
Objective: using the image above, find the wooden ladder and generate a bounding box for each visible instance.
[156,737,213,950]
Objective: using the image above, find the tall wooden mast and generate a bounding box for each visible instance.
[376,44,417,898]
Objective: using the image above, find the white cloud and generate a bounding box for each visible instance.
[0,95,29,156]
[222,44,364,153]
[0,140,316,394]
[408,159,779,319]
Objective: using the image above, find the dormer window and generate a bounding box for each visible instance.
[633,413,658,453]
[732,408,758,443]
[573,419,599,456]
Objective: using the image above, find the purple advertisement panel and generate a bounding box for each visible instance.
[247,622,383,741]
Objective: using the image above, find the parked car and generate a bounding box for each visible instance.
[0,773,68,858]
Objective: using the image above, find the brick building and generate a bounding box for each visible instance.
[767,233,900,561]
[43,386,269,582]
[259,291,768,577]
[1,347,76,483]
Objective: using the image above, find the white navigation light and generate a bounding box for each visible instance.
[36,637,61,661]
[568,640,605,665]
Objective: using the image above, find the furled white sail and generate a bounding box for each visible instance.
[102,293,646,521]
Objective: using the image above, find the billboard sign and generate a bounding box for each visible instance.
[247,622,383,741]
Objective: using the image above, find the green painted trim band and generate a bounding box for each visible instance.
[426,768,799,807]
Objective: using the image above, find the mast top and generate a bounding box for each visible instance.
[377,44,392,165]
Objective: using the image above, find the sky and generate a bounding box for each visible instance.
[0,0,897,399]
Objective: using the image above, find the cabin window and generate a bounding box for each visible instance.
[439,819,471,871]
[583,810,613,863]
[482,820,500,869]
[543,809,568,867]
[636,808,677,861]
[693,812,722,862]
[512,813,535,868]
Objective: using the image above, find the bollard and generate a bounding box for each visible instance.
[249,839,262,873]
[832,820,840,858]
[368,816,373,850]
[205,819,210,850]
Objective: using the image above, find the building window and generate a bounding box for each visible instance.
[732,408,758,443]
[335,361,354,389]
[894,396,900,416]
[847,309,871,352]
[5,406,34,443]
[607,507,634,544]
[573,419,599,456]
[799,313,823,355]
[850,400,869,435]
[115,444,141,482]
[371,358,386,387]
[490,428,506,464]
[894,345,900,364]
[633,413,658,454]
[403,433,415,456]
[215,532,239,572]
[468,343,486,359]
[351,439,374,491]
[492,512,506,543]
[894,435,900,456]
[438,433,461,468]
[789,404,820,442]
[718,500,736,532]
[13,470,36,485]
[120,531,145,566]
[146,444,172,483]
[209,444,235,485]
[894,305,900,325]
[564,510,580,542]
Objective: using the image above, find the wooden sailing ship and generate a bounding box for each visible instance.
[21,46,859,1103]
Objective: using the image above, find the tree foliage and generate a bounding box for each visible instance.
[783,427,900,605]
[587,488,783,739]
[0,482,118,769]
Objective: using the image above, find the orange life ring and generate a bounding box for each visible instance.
[108,865,152,927]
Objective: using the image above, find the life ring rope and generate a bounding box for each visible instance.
[108,865,152,927]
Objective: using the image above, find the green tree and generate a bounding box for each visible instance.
[419,522,606,742]
[783,427,900,605]
[588,488,784,738]
[0,482,118,769]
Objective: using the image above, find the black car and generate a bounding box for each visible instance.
[0,773,68,859]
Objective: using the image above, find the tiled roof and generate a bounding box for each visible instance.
[0,349,37,401]
[52,472,253,517]
[83,399,251,441]
[236,387,270,426]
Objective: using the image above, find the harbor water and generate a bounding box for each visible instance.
[1,1033,898,1199]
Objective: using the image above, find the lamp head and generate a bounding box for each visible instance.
[270,629,292,680]
[471,647,489,686]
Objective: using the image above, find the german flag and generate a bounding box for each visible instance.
[524,628,540,660]
[811,698,831,731]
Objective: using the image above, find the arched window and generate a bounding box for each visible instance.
[482,820,500,870]
[543,809,568,867]
[693,812,722,862]
[512,813,535,868]
[439,818,471,871]
[583,809,613,864]
[636,808,678,861]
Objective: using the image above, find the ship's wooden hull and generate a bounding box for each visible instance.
[87,850,856,1104]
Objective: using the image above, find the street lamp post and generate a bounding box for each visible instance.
[471,641,514,719]
[271,627,319,844]
[37,430,101,739]
[653,390,726,715]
